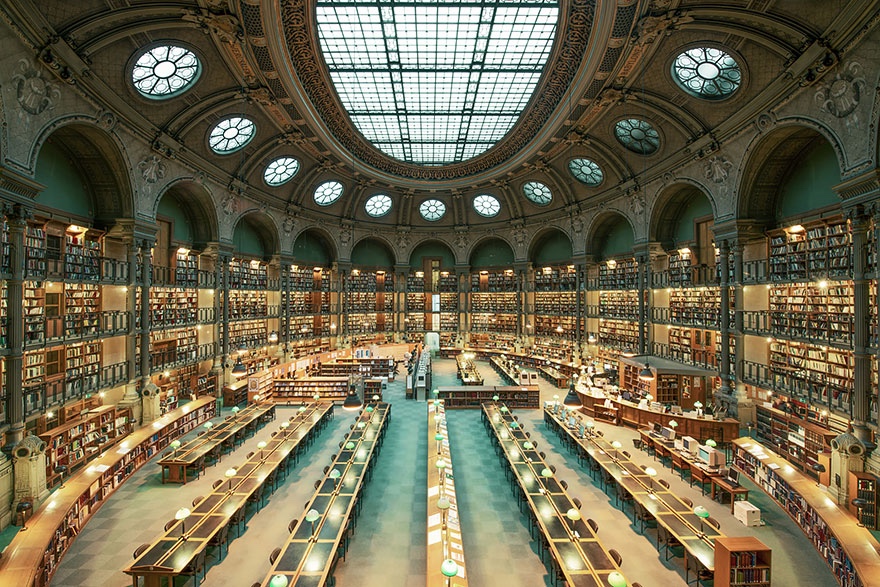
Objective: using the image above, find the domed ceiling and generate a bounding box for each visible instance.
[3,0,839,228]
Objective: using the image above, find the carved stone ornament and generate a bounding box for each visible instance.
[138,154,167,184]
[182,9,243,44]
[396,230,410,250]
[221,195,237,216]
[570,216,585,237]
[455,232,469,250]
[815,61,866,125]
[704,155,732,184]
[11,59,60,116]
[512,228,527,250]
[339,227,352,246]
[282,214,296,235]
[629,194,645,217]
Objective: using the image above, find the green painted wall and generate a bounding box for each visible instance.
[673,197,713,243]
[233,220,266,257]
[35,141,92,217]
[532,231,573,264]
[293,231,332,265]
[409,242,455,269]
[351,239,394,267]
[470,239,514,267]
[157,196,194,244]
[599,218,634,258]
[778,141,841,219]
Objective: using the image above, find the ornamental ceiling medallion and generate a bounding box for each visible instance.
[281,0,599,180]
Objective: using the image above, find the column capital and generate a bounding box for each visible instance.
[834,167,880,206]
[712,219,765,246]
[632,241,665,262]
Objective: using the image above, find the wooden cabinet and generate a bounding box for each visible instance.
[848,471,879,529]
[714,536,771,587]
[436,385,539,409]
[272,377,349,402]
[222,379,249,407]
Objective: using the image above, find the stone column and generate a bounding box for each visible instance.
[4,205,30,448]
[849,209,871,442]
[718,240,732,397]
[118,236,142,425]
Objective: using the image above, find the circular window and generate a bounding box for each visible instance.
[365,194,393,217]
[314,181,344,206]
[569,158,604,186]
[420,199,446,221]
[208,116,256,154]
[473,194,501,218]
[614,119,660,155]
[264,157,300,186]
[131,45,201,99]
[672,47,741,100]
[523,181,552,205]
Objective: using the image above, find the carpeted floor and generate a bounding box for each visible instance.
[50,354,840,586]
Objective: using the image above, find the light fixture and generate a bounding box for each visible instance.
[232,357,247,377]
[342,385,363,411]
[437,497,451,528]
[705,438,717,448]
[441,559,459,585]
[225,467,237,492]
[621,348,636,358]
[268,331,279,343]
[171,439,181,456]
[668,419,678,429]
[175,507,191,536]
[566,507,581,538]
[587,333,596,343]
[270,575,289,587]
[787,224,805,233]
[608,571,627,587]
[54,464,68,489]
[204,421,213,431]
[638,363,655,381]
[606,259,617,269]
[563,380,581,407]
[306,508,321,539]
[237,342,248,356]
[329,468,341,489]
[257,440,267,459]
[435,432,444,455]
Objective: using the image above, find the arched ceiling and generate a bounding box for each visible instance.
[1,0,859,230]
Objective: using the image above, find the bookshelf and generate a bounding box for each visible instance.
[598,318,638,351]
[733,438,880,587]
[768,339,852,411]
[65,342,101,395]
[0,281,6,347]
[769,218,851,282]
[599,290,638,320]
[470,269,517,293]
[435,385,540,409]
[222,378,249,407]
[754,403,834,475]
[25,222,47,277]
[714,536,772,587]
[24,280,44,345]
[598,258,637,290]
[229,258,268,289]
[174,248,198,287]
[363,377,384,402]
[192,373,218,397]
[273,376,349,402]
[535,290,576,315]
[848,472,879,529]
[667,250,693,286]
[151,287,198,328]
[769,281,853,345]
[64,229,101,281]
[534,264,577,291]
[64,283,100,337]
[669,287,722,328]
[39,405,132,488]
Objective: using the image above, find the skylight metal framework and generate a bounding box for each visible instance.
[316,0,559,166]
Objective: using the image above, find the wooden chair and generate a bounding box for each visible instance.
[658,526,683,560]
[288,518,299,533]
[587,518,599,533]
[622,450,631,459]
[269,547,281,564]
[212,479,224,490]
[192,495,203,507]
[179,548,207,586]
[573,497,582,510]
[560,479,568,490]
[609,549,623,566]
[658,478,671,489]
[132,543,150,559]
[706,516,721,530]
[681,496,694,508]
[207,522,230,561]
[164,519,177,531]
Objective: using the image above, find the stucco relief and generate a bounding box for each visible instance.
[815,61,866,129]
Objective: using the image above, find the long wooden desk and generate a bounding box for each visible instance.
[733,437,880,587]
[157,403,275,483]
[638,430,749,512]
[0,397,216,587]
[539,365,568,388]
[544,406,723,580]
[574,387,739,443]
[455,354,483,385]
[125,403,333,587]
[427,401,468,587]
[258,402,391,587]
[483,403,628,587]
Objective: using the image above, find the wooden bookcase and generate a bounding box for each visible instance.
[754,403,834,475]
[222,378,249,407]
[272,376,349,402]
[769,281,853,346]
[24,280,45,345]
[714,536,772,587]
[598,318,638,351]
[363,377,384,402]
[436,385,540,409]
[733,438,880,587]
[597,257,637,290]
[599,290,638,320]
[39,405,132,488]
[848,471,879,530]
[64,283,100,337]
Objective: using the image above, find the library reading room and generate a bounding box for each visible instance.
[1,1,880,586]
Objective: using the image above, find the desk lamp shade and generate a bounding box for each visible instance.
[433,389,440,397]
[693,505,710,519]
[441,559,459,577]
[644,467,657,477]
[436,458,447,470]
[268,330,279,343]
[523,441,534,450]
[258,441,267,450]
[563,381,581,407]
[345,441,356,450]
[306,509,320,522]
[668,419,678,429]
[510,421,520,429]
[705,438,716,447]
[175,507,190,521]
[232,357,247,376]
[437,497,451,510]
[365,405,374,413]
[280,420,290,429]
[329,469,341,485]
[493,395,500,402]
[342,386,363,411]
[232,406,240,415]
[500,406,509,413]
[566,508,581,521]
[171,440,181,451]
[313,393,321,401]
[372,394,380,402]
[693,401,703,409]
[608,571,627,587]
[203,421,213,430]
[357,421,366,429]
[298,405,307,412]
[611,441,622,450]
[270,575,289,587]
[541,468,553,478]
[638,364,655,381]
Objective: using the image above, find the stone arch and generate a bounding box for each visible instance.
[737,118,846,225]
[350,236,397,267]
[153,179,219,249]
[291,227,338,266]
[468,236,516,267]
[585,209,636,259]
[528,226,573,265]
[649,181,716,250]
[32,117,135,225]
[230,210,279,260]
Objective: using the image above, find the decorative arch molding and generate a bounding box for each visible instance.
[466,235,517,267]
[648,179,717,249]
[406,238,457,267]
[584,208,636,258]
[736,116,846,223]
[228,208,281,258]
[152,178,220,249]
[288,226,339,265]
[349,235,398,267]
[527,226,574,264]
[30,114,135,223]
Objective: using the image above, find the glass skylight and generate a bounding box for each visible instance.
[420,199,446,221]
[314,180,344,206]
[473,194,501,217]
[365,194,393,217]
[208,117,255,154]
[523,181,552,205]
[316,0,559,166]
[569,158,603,186]
[672,47,741,99]
[264,157,300,186]
[614,119,660,155]
[131,45,201,99]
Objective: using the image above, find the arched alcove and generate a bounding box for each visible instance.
[292,229,336,266]
[529,228,573,265]
[409,240,456,269]
[156,182,219,251]
[351,238,395,268]
[588,212,634,260]
[469,237,515,268]
[232,212,278,260]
